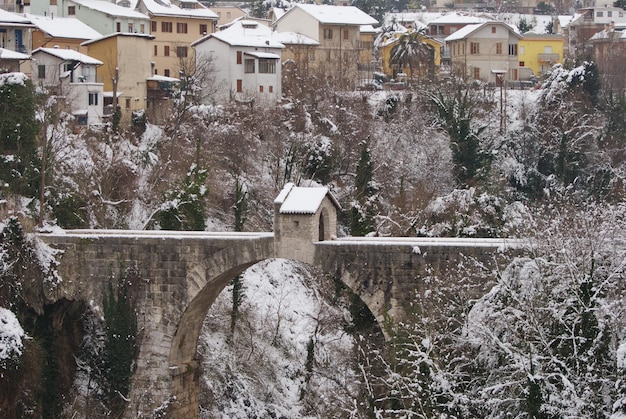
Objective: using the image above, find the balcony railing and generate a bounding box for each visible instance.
[538,53,560,62]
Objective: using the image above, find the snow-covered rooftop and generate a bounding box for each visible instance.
[360,24,380,34]
[32,47,103,65]
[81,31,155,46]
[138,0,218,19]
[288,4,378,26]
[26,14,103,40]
[147,74,180,82]
[271,31,319,46]
[72,0,150,19]
[428,12,489,25]
[194,20,284,49]
[445,21,519,41]
[276,183,340,214]
[0,48,30,60]
[0,8,32,24]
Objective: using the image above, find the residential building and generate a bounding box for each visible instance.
[0,9,34,54]
[135,0,218,78]
[427,12,488,66]
[0,47,29,72]
[272,30,319,79]
[82,32,154,123]
[192,20,284,104]
[210,4,245,27]
[27,13,102,52]
[565,7,626,57]
[445,21,522,83]
[518,32,564,78]
[31,47,104,125]
[358,24,379,78]
[273,4,377,88]
[31,0,151,36]
[588,24,626,92]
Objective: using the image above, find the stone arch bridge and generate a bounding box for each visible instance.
[36,185,519,418]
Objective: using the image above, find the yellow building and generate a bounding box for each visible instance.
[136,0,218,78]
[518,33,564,78]
[379,31,443,81]
[83,33,155,123]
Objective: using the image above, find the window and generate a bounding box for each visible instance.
[510,68,518,80]
[164,69,170,77]
[308,50,315,61]
[116,22,121,32]
[491,26,496,33]
[162,21,173,32]
[125,98,131,109]
[520,46,525,54]
[128,23,133,32]
[244,59,255,73]
[608,11,612,17]
[470,42,480,54]
[519,61,525,66]
[269,86,273,93]
[323,28,333,39]
[258,59,276,73]
[151,21,157,32]
[237,51,242,64]
[473,67,480,80]
[140,24,145,33]
[343,29,349,40]
[259,85,264,93]
[200,24,207,35]
[176,22,188,33]
[154,45,157,56]
[176,46,188,57]
[597,11,603,17]
[508,44,518,56]
[38,64,45,79]
[496,42,502,54]
[68,5,75,15]
[544,46,552,53]
[164,45,170,56]
[88,92,98,106]
[236,79,242,92]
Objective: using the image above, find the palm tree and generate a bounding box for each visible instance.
[389,29,435,82]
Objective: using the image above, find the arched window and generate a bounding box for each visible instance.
[318,213,325,241]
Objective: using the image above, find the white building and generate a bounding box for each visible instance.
[192,20,284,105]
[31,47,104,125]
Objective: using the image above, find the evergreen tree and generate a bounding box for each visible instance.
[350,140,376,236]
[429,84,490,187]
[0,74,39,197]
[103,269,138,417]
[156,164,208,230]
[230,176,247,336]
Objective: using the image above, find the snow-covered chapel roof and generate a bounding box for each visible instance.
[275,183,341,215]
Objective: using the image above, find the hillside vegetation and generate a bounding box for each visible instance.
[1,62,626,417]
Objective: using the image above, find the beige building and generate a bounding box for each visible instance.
[445,21,522,83]
[273,4,377,88]
[211,4,246,27]
[82,32,155,123]
[136,0,217,78]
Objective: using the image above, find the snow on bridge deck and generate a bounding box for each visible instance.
[40,229,275,239]
[325,236,524,249]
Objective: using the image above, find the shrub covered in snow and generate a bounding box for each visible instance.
[0,307,25,371]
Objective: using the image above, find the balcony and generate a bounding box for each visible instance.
[538,53,560,62]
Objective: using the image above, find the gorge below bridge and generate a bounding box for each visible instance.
[35,185,521,418]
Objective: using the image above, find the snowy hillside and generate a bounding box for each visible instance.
[198,259,361,418]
